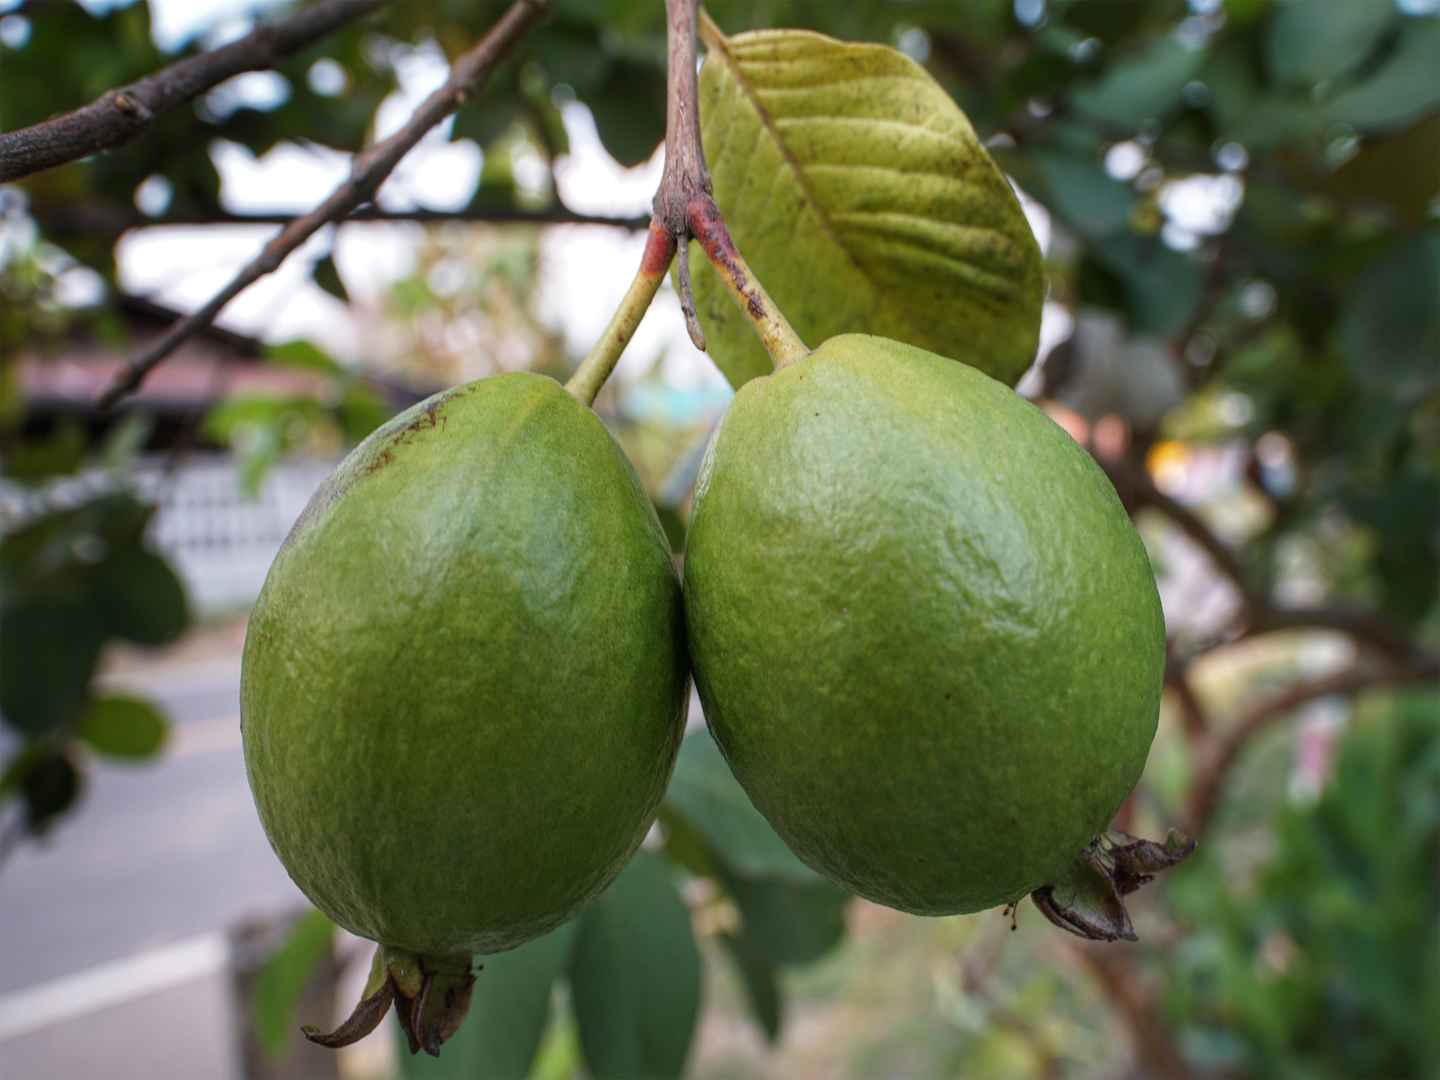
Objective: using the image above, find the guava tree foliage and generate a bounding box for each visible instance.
[1,0,1438,1076]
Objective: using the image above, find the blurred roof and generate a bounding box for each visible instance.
[20,294,330,420]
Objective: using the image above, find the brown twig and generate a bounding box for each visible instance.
[95,0,550,411]
[1185,659,1440,834]
[0,0,392,184]
[1098,452,1427,667]
[1101,454,1249,594]
[1165,653,1210,741]
[655,0,711,349]
[1241,604,1422,666]
[34,202,649,237]
[1072,945,1198,1080]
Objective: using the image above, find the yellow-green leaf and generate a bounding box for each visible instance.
[689,26,1044,389]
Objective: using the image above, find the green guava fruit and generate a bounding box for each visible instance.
[241,372,687,1054]
[683,334,1173,930]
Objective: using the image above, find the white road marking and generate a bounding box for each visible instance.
[0,933,230,1043]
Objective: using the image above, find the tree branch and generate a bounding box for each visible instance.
[95,0,550,411]
[0,0,392,184]
[1071,945,1197,1080]
[1098,452,1426,666]
[1100,455,1249,594]
[34,201,648,237]
[1241,604,1423,665]
[1164,653,1210,741]
[655,0,711,349]
[1185,657,1440,834]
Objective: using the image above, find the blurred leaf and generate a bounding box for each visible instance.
[337,385,392,444]
[2,424,87,486]
[569,853,701,1080]
[400,922,577,1079]
[1203,43,1325,148]
[585,56,666,166]
[1344,467,1440,626]
[1302,114,1440,227]
[205,394,329,495]
[91,545,189,647]
[99,414,155,471]
[452,94,522,148]
[20,750,82,834]
[1266,0,1397,88]
[1336,231,1440,401]
[251,910,336,1061]
[690,26,1044,388]
[0,597,105,735]
[312,253,350,304]
[1033,150,1136,237]
[1224,0,1272,25]
[725,874,849,967]
[1088,232,1204,337]
[76,695,169,760]
[265,339,343,376]
[1326,17,1440,133]
[1071,34,1206,129]
[664,732,819,883]
[1167,694,1440,1077]
[721,932,782,1042]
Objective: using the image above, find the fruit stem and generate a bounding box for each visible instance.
[686,193,811,368]
[568,0,808,401]
[565,223,677,406]
[655,0,810,370]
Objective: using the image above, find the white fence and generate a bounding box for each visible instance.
[136,455,334,617]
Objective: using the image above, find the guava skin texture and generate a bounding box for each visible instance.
[683,334,1165,916]
[242,372,688,959]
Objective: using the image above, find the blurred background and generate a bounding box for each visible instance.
[1,0,1438,1077]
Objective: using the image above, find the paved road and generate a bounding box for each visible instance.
[0,659,316,1079]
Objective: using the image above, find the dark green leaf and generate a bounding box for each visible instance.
[452,95,522,148]
[251,910,336,1061]
[664,732,819,883]
[90,545,189,647]
[21,750,82,833]
[76,695,169,760]
[721,932,782,1043]
[1266,0,1396,88]
[1202,43,1326,148]
[312,254,350,305]
[1033,151,1136,237]
[2,424,88,486]
[1327,18,1440,133]
[1088,232,1204,337]
[0,597,105,735]
[0,744,45,801]
[1071,34,1206,129]
[400,921,577,1079]
[585,58,666,166]
[569,853,701,1080]
[725,874,850,967]
[1337,232,1440,401]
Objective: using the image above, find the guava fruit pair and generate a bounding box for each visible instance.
[241,331,1173,1055]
